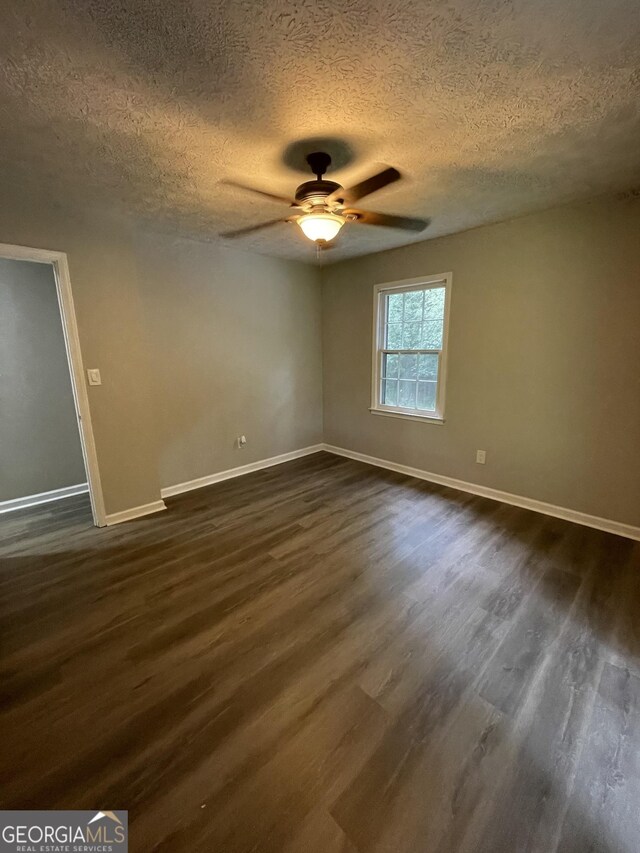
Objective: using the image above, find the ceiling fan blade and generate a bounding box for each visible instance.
[219,219,285,238]
[330,166,401,204]
[220,180,298,207]
[348,209,430,232]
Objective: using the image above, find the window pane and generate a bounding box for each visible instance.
[418,353,439,380]
[421,319,443,349]
[383,379,398,406]
[399,353,418,379]
[424,287,445,320]
[403,290,423,322]
[417,381,437,411]
[387,293,403,323]
[386,323,402,348]
[383,353,399,378]
[402,322,422,349]
[399,380,417,408]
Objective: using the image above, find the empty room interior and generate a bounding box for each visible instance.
[1,1,639,851]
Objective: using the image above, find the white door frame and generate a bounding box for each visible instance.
[0,242,107,527]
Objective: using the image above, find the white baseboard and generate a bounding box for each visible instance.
[161,444,326,499]
[323,444,640,542]
[153,440,639,542]
[105,500,167,526]
[0,483,89,515]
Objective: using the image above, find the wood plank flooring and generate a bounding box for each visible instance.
[1,451,639,852]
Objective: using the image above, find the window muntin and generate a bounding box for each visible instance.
[372,277,450,421]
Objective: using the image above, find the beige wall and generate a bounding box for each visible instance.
[322,195,640,527]
[0,258,86,501]
[134,232,323,490]
[0,192,323,516]
[0,197,160,516]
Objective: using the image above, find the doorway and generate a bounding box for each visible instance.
[0,243,106,527]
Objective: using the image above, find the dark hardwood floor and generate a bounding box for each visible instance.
[1,451,639,852]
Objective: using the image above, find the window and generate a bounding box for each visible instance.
[371,274,451,422]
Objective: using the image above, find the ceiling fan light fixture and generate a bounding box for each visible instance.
[297,211,344,243]
[219,154,429,242]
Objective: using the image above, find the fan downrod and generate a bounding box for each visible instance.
[306,151,332,180]
[295,152,342,205]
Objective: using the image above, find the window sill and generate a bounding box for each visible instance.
[369,407,445,425]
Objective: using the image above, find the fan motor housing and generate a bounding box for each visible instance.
[295,179,342,205]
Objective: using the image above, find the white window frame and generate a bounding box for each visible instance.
[370,273,452,424]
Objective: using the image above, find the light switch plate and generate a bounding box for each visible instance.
[87,368,102,386]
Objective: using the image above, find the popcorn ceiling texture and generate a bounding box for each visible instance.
[1,0,639,263]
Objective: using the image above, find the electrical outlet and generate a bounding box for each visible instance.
[476,449,486,464]
[237,435,247,449]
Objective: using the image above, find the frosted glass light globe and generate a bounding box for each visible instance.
[297,212,344,242]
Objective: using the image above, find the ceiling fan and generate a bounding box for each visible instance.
[220,152,429,246]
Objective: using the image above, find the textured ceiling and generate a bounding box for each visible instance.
[1,0,639,264]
